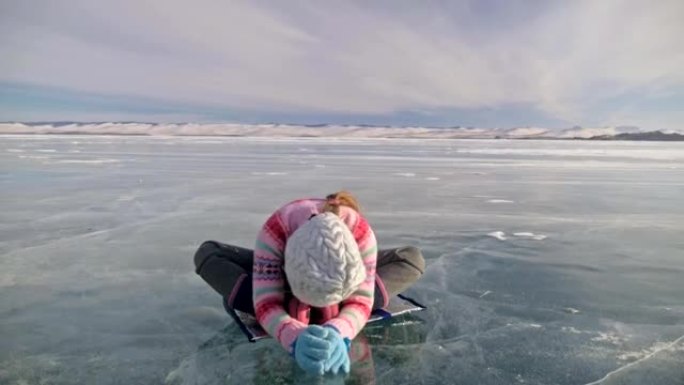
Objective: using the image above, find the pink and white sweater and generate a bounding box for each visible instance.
[252,198,378,353]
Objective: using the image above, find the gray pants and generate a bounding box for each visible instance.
[194,240,425,315]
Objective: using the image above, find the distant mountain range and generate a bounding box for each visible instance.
[0,122,682,141]
[586,131,684,141]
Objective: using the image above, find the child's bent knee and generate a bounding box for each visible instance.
[397,246,426,275]
[194,240,220,273]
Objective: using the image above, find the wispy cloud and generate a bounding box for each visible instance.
[1,0,682,128]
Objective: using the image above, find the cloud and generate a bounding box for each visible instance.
[1,0,683,125]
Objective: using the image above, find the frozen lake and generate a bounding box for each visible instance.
[1,135,683,385]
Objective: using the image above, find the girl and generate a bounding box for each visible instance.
[194,191,425,375]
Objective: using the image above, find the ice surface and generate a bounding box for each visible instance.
[1,135,683,384]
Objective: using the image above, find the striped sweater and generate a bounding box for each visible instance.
[252,198,378,353]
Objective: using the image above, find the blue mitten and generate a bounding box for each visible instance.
[322,326,351,374]
[293,325,332,375]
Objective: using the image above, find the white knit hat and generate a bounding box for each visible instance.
[284,212,366,307]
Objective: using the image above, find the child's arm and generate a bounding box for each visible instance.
[323,216,378,340]
[253,211,307,353]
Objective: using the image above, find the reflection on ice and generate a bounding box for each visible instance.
[166,314,428,385]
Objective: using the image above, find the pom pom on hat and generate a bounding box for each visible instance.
[284,212,366,307]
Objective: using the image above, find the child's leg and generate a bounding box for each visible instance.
[194,240,255,315]
[373,246,425,309]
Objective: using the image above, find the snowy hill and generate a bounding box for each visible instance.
[0,122,681,140]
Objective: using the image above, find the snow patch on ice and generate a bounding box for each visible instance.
[6,149,25,153]
[513,232,548,240]
[487,231,507,241]
[52,159,120,164]
[487,231,547,241]
[561,326,583,334]
[18,155,50,160]
[617,350,648,362]
[617,341,679,362]
[584,335,684,385]
[250,171,288,176]
[394,172,416,177]
[425,176,440,181]
[488,199,515,204]
[591,332,627,345]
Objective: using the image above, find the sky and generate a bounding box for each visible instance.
[1,0,683,130]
